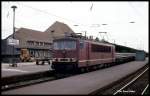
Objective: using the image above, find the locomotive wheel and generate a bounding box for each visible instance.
[97,65,101,69]
[85,67,89,72]
[103,64,106,68]
[87,67,92,72]
[96,65,99,69]
[98,64,103,69]
[81,67,85,72]
[102,64,105,68]
[109,63,113,67]
[104,64,107,68]
[107,63,110,67]
[93,66,97,70]
[80,68,85,73]
[105,64,108,67]
[95,65,99,69]
[111,62,115,66]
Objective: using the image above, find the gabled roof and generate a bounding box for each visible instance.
[7,28,52,42]
[16,28,52,42]
[5,21,75,43]
[45,21,74,38]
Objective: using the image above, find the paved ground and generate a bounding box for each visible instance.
[2,59,148,95]
[2,62,52,77]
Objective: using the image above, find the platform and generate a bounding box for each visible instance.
[2,59,148,95]
[2,62,52,78]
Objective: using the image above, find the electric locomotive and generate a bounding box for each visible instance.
[51,34,115,72]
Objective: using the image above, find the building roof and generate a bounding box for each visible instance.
[15,28,52,42]
[6,21,75,43]
[45,21,74,38]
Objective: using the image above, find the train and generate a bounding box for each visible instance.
[51,34,136,72]
[115,52,136,63]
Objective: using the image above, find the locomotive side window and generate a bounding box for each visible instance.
[80,41,84,49]
[53,40,76,50]
[91,44,111,52]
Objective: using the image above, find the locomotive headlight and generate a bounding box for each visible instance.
[55,58,58,62]
[72,58,75,62]
[71,58,76,62]
[52,58,55,62]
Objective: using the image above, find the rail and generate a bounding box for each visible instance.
[113,67,149,95]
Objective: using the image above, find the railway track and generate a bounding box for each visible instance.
[1,70,54,91]
[1,60,139,92]
[91,63,149,95]
[113,67,149,95]
[1,70,76,91]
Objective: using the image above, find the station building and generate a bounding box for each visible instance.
[1,21,74,62]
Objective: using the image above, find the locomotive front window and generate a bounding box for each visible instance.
[53,40,76,50]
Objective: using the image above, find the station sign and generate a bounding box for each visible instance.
[7,38,19,45]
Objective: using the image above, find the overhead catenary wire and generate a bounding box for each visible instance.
[10,2,136,30]
[128,2,146,22]
[4,2,98,39]
[16,2,91,28]
[17,2,105,39]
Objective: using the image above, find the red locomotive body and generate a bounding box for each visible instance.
[78,40,115,68]
[52,37,115,72]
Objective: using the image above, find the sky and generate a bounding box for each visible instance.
[2,1,149,52]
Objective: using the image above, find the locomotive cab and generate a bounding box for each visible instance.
[52,37,78,72]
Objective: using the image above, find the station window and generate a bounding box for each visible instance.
[44,43,48,46]
[35,42,40,46]
[27,41,34,46]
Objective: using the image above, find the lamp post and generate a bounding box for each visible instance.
[11,5,17,65]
